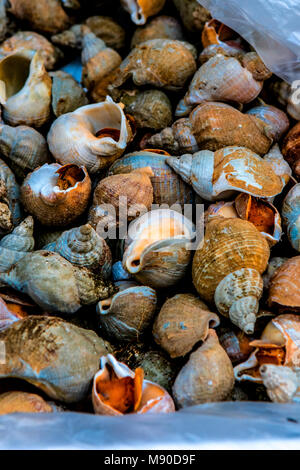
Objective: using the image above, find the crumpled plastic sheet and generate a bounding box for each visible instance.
[197,0,300,84]
[0,402,300,449]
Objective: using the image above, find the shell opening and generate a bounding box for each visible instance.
[0,54,31,103]
[126,256,142,273]
[98,298,112,314]
[55,165,85,191]
[96,128,121,142]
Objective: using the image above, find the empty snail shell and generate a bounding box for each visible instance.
[0,51,52,128]
[260,365,300,403]
[176,54,270,117]
[282,184,300,252]
[0,157,22,234]
[0,316,110,402]
[43,224,112,279]
[7,0,70,34]
[167,146,283,202]
[137,350,176,394]
[21,163,91,227]
[47,97,132,174]
[122,209,195,289]
[92,354,175,415]
[0,296,27,332]
[0,216,34,272]
[153,293,220,358]
[173,0,211,32]
[263,256,288,290]
[112,260,132,282]
[193,218,270,334]
[0,391,53,414]
[121,0,166,25]
[50,71,88,118]
[282,122,300,178]
[0,123,50,179]
[109,150,194,206]
[110,39,197,92]
[219,328,255,365]
[200,19,245,63]
[81,26,122,102]
[145,102,275,156]
[0,251,114,313]
[172,329,235,407]
[51,24,82,49]
[131,15,184,48]
[0,31,63,70]
[97,281,157,342]
[0,0,10,43]
[263,144,292,188]
[246,104,289,143]
[234,314,300,383]
[268,256,300,312]
[88,167,154,232]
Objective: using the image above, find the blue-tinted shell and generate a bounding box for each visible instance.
[282,183,300,252]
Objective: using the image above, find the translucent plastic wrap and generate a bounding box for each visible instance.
[0,403,300,449]
[197,0,300,84]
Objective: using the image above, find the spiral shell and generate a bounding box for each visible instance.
[268,256,300,311]
[0,316,110,402]
[193,218,270,333]
[153,293,220,358]
[97,281,157,342]
[172,329,235,407]
[0,51,52,128]
[0,123,50,179]
[173,0,211,32]
[131,15,184,48]
[263,144,292,188]
[47,97,132,174]
[282,184,300,252]
[21,163,91,227]
[0,216,34,272]
[260,365,300,403]
[234,314,300,383]
[167,146,283,201]
[122,209,195,289]
[246,104,289,143]
[110,39,197,92]
[0,157,22,234]
[50,71,88,118]
[44,224,112,279]
[282,122,300,178]
[121,0,166,25]
[92,354,174,415]
[108,150,194,206]
[0,391,53,415]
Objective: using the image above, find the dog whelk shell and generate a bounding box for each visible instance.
[176,54,270,117]
[109,150,194,206]
[121,0,166,25]
[0,31,63,70]
[43,224,112,279]
[8,0,70,34]
[268,257,300,311]
[50,71,88,118]
[282,122,300,178]
[260,365,300,403]
[0,51,52,128]
[131,15,184,48]
[282,184,300,252]
[97,281,157,342]
[153,293,220,358]
[145,102,274,156]
[47,97,132,174]
[92,354,175,415]
[219,328,254,365]
[0,316,110,402]
[21,163,91,227]
[0,123,50,179]
[246,104,289,143]
[137,351,176,394]
[167,146,283,201]
[0,251,114,313]
[110,39,197,92]
[0,391,53,414]
[172,329,235,407]
[122,209,195,289]
[193,218,270,334]
[0,216,34,272]
[234,314,300,383]
[88,167,153,232]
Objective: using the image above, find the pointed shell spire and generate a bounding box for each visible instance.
[0,216,34,272]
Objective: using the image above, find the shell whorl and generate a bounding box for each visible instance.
[0,216,34,271]
[81,26,106,65]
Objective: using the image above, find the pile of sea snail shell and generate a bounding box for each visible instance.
[0,0,300,418]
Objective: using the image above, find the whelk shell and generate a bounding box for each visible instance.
[173,0,211,32]
[47,97,132,174]
[92,354,175,415]
[167,146,283,202]
[131,15,184,48]
[172,329,235,407]
[152,293,220,358]
[260,365,300,403]
[0,157,22,234]
[121,0,166,25]
[0,216,34,272]
[0,391,53,414]
[0,51,52,128]
[97,280,157,342]
[282,184,300,252]
[193,218,270,334]
[234,314,300,383]
[122,209,195,289]
[50,70,88,118]
[268,257,300,312]
[282,122,300,178]
[0,316,110,402]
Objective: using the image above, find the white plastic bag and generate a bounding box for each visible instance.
[197,0,300,84]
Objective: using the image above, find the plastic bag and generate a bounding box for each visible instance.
[197,0,300,84]
[0,402,300,449]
